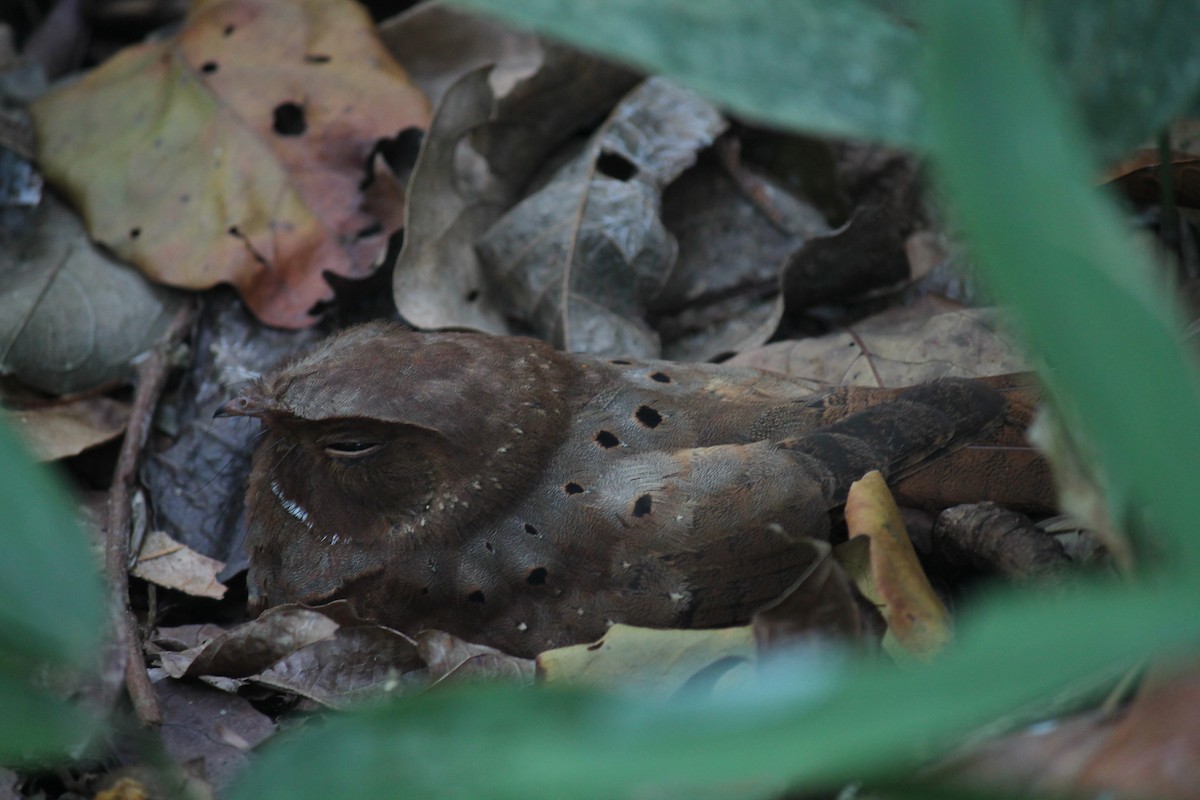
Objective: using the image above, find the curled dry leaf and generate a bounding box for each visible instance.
[394,46,638,333]
[537,623,755,697]
[158,605,340,679]
[478,77,728,356]
[31,0,430,328]
[841,470,952,661]
[0,196,185,394]
[933,502,1069,582]
[132,530,227,600]
[4,395,129,461]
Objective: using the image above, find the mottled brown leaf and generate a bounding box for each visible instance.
[393,46,638,333]
[477,77,727,356]
[32,0,430,328]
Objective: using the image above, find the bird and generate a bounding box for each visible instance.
[218,321,1005,658]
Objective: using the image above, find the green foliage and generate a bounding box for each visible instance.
[924,0,1200,573]
[449,0,1200,159]
[230,1,1200,798]
[0,421,103,761]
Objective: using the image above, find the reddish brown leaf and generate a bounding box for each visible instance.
[32,0,430,328]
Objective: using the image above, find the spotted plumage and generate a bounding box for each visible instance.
[221,322,1004,657]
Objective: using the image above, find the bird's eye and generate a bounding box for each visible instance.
[323,441,383,458]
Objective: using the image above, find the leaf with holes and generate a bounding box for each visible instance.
[476,77,727,357]
[31,0,430,328]
[392,45,638,334]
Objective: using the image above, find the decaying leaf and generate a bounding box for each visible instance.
[153,679,275,792]
[841,470,952,661]
[477,77,727,356]
[538,623,755,697]
[752,538,875,653]
[416,629,535,686]
[4,395,129,461]
[153,603,534,708]
[31,0,430,328]
[655,142,826,361]
[0,196,185,394]
[393,46,638,332]
[253,623,427,708]
[158,606,340,680]
[728,304,1027,386]
[132,530,228,600]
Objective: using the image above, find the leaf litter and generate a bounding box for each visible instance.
[1,1,1155,795]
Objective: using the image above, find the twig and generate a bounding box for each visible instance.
[103,302,196,726]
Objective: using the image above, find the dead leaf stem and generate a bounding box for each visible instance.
[103,302,196,726]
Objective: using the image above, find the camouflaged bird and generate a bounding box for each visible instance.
[220,322,1004,657]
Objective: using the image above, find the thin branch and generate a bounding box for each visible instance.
[103,302,197,726]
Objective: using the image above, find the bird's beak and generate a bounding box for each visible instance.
[214,383,269,419]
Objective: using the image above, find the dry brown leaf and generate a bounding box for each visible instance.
[751,538,873,652]
[32,0,430,328]
[158,606,339,679]
[393,47,638,333]
[842,470,952,660]
[537,623,755,697]
[252,624,426,708]
[728,305,1027,386]
[156,604,433,708]
[477,77,727,356]
[655,142,824,361]
[416,629,534,686]
[132,530,227,599]
[5,395,129,461]
[154,679,274,793]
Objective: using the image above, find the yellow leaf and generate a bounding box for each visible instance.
[845,470,952,660]
[537,624,755,697]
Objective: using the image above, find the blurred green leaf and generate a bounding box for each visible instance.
[231,583,1197,799]
[451,0,925,147]
[0,421,104,666]
[1020,0,1200,162]
[0,679,97,764]
[0,420,103,760]
[451,0,1200,161]
[923,0,1200,572]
